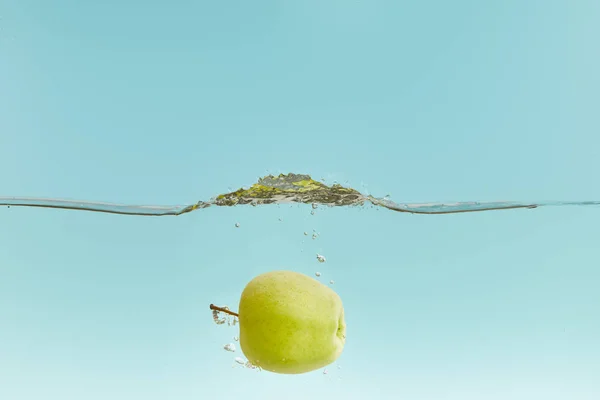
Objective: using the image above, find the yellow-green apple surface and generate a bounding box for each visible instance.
[238,270,346,374]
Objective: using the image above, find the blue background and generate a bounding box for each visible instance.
[1,1,599,399]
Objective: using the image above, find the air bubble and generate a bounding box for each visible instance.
[329,280,335,285]
[235,222,240,228]
[224,343,236,352]
[323,369,328,375]
[312,233,318,240]
[234,357,245,365]
[312,203,318,209]
[234,336,239,341]
[212,309,227,325]
[304,231,308,236]
[315,272,321,277]
[316,254,326,263]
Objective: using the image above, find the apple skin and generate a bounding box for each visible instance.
[238,270,346,374]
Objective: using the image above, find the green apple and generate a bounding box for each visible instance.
[238,270,346,374]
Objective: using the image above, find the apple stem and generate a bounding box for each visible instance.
[210,304,239,318]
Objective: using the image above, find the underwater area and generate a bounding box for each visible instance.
[1,1,599,399]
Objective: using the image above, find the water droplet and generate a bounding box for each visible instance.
[224,343,236,352]
[316,254,326,263]
[315,272,321,277]
[329,280,335,285]
[235,222,240,228]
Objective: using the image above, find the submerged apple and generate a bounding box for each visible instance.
[238,270,346,374]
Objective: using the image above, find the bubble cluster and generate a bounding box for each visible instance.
[212,307,238,326]
[245,361,261,370]
[233,357,262,371]
[212,308,228,325]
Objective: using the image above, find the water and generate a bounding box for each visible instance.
[3,2,600,399]
[2,173,599,216]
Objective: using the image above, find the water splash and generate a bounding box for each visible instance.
[1,173,599,216]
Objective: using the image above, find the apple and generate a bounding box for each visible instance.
[238,270,346,374]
